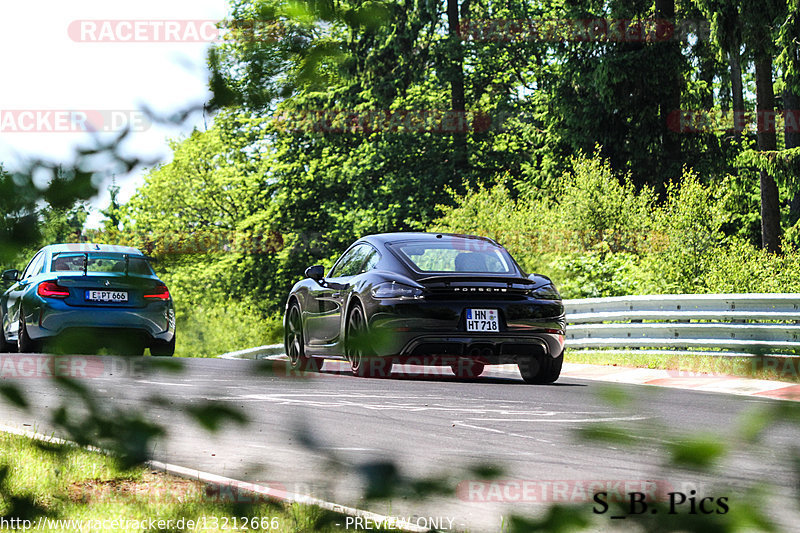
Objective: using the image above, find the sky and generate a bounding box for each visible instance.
[0,0,232,227]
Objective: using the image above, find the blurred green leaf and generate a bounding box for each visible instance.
[577,423,638,446]
[667,435,727,470]
[507,505,590,533]
[0,384,29,410]
[468,463,504,479]
[187,403,249,432]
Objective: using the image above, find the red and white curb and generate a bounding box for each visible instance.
[557,363,800,401]
[219,347,800,401]
[478,362,800,401]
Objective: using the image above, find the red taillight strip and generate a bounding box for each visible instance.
[144,283,170,300]
[37,281,69,298]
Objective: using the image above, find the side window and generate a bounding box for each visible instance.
[329,244,371,278]
[360,248,380,274]
[22,252,44,280]
[329,247,359,278]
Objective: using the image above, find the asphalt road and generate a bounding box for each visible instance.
[0,354,798,532]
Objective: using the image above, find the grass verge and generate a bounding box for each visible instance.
[0,431,351,532]
[566,349,800,383]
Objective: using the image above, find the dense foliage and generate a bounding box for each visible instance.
[433,152,800,298]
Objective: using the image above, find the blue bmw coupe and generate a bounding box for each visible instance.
[0,243,175,355]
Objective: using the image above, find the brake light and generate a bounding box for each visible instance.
[144,283,170,300]
[38,281,70,298]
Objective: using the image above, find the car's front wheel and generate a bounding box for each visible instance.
[285,303,314,371]
[519,351,563,384]
[17,312,40,353]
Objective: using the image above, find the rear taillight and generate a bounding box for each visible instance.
[38,281,69,298]
[144,283,170,301]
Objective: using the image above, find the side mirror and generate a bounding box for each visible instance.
[1,269,19,282]
[304,265,325,282]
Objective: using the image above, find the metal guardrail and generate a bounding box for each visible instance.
[564,294,800,355]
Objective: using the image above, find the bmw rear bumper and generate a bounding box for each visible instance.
[25,300,175,343]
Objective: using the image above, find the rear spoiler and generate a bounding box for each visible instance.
[417,275,536,285]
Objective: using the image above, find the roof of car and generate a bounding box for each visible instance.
[44,243,144,256]
[361,232,498,245]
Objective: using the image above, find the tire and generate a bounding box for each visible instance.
[285,303,313,371]
[519,351,563,384]
[0,312,15,352]
[17,312,40,354]
[346,303,390,377]
[451,360,485,379]
[150,336,175,357]
[0,328,14,353]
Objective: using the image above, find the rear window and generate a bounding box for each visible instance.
[392,240,512,273]
[51,253,153,276]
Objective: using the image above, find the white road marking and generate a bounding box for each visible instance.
[322,447,379,452]
[451,421,554,443]
[135,380,194,387]
[464,416,649,423]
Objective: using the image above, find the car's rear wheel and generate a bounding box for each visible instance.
[346,303,390,377]
[451,360,485,379]
[286,303,313,371]
[346,304,368,376]
[150,336,175,357]
[519,351,563,384]
[0,329,15,352]
[17,312,40,353]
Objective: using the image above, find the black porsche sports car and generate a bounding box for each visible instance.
[283,232,565,383]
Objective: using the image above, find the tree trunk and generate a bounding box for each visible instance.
[729,50,746,133]
[655,0,681,182]
[785,87,800,149]
[755,55,781,252]
[697,40,715,109]
[784,86,800,226]
[447,0,467,172]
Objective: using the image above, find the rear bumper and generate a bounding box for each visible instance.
[26,300,175,343]
[393,333,564,365]
[366,298,565,362]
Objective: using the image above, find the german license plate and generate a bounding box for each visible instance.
[85,290,128,303]
[466,309,499,332]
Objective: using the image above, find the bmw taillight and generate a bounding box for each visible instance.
[144,283,170,301]
[38,281,70,298]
